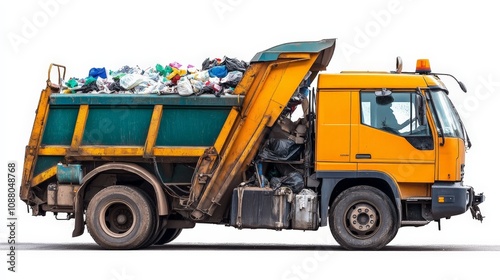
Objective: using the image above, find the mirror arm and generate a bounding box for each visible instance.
[432,73,467,93]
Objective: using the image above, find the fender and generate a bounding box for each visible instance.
[317,171,402,227]
[72,162,168,237]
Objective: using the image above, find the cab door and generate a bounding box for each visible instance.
[353,91,436,186]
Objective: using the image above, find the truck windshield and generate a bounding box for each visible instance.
[428,89,465,139]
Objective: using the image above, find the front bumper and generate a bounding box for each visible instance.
[431,182,485,221]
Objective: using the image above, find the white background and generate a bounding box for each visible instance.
[1,0,499,279]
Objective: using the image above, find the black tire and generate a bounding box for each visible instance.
[138,192,161,249]
[155,228,182,245]
[329,185,398,250]
[86,185,155,250]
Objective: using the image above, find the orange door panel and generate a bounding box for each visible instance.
[316,90,356,171]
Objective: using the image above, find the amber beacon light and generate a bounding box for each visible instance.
[416,59,431,74]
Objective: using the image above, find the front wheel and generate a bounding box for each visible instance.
[329,185,398,250]
[86,185,155,249]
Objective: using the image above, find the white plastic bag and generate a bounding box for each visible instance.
[120,74,144,90]
[177,77,194,96]
[96,77,111,93]
[221,71,243,85]
[193,70,210,82]
[190,79,204,93]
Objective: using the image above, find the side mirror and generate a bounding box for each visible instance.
[395,56,403,74]
[415,93,427,126]
[458,81,467,93]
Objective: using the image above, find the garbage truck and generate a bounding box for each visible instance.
[20,38,485,250]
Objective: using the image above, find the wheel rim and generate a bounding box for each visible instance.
[345,202,379,239]
[100,200,136,238]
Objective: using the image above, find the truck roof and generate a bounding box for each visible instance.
[318,72,444,90]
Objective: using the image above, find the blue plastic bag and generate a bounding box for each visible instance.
[89,67,107,79]
[208,65,227,78]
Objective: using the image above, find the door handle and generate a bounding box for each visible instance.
[356,154,372,159]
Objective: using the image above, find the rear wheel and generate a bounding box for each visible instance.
[155,228,182,245]
[138,192,162,249]
[329,185,398,250]
[86,185,154,249]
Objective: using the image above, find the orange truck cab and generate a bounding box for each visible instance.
[314,58,484,248]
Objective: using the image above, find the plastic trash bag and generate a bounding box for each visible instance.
[165,86,177,94]
[221,71,243,87]
[84,77,97,85]
[192,70,210,82]
[74,81,99,93]
[208,65,228,78]
[66,79,78,88]
[169,61,182,69]
[151,83,168,95]
[197,85,214,96]
[145,71,161,82]
[136,76,165,94]
[114,65,140,75]
[120,74,144,90]
[132,81,147,94]
[109,81,126,92]
[170,74,181,85]
[89,67,107,79]
[167,68,187,81]
[198,78,221,96]
[167,69,178,80]
[202,57,221,70]
[177,77,194,96]
[270,172,304,193]
[258,138,302,161]
[208,77,223,96]
[109,72,126,80]
[223,57,248,72]
[190,79,204,93]
[156,64,173,77]
[96,77,111,93]
[158,86,177,95]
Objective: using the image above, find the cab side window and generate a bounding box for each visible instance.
[360,92,430,136]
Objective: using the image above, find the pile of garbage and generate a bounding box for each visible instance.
[62,57,249,97]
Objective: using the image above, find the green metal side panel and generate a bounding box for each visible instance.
[41,106,79,145]
[42,94,239,147]
[33,156,64,176]
[156,107,230,146]
[81,106,152,146]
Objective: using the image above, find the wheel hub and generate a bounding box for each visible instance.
[116,214,127,225]
[348,203,378,233]
[103,203,135,235]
